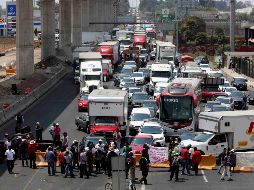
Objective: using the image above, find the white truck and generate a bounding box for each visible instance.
[116,30,127,41]
[150,63,173,85]
[156,41,176,65]
[88,89,128,137]
[182,111,254,156]
[79,52,103,94]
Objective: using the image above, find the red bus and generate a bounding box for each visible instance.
[156,78,202,136]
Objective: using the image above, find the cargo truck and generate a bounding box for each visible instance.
[182,111,254,156]
[88,89,128,139]
[79,52,103,94]
[98,41,120,69]
[156,41,176,64]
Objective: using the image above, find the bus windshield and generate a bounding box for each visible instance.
[152,71,171,78]
[160,96,193,122]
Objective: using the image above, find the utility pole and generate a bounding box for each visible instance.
[230,0,235,51]
[175,0,179,52]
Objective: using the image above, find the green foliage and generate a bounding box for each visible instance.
[236,13,249,21]
[179,16,206,43]
[195,32,208,45]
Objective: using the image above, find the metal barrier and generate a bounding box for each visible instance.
[199,155,216,170]
[235,152,254,172]
[35,152,60,167]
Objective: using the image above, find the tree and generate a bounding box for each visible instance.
[179,16,206,43]
[214,27,224,37]
[236,13,249,21]
[195,32,208,45]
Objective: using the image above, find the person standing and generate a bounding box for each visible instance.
[49,123,55,140]
[191,147,202,175]
[218,148,227,174]
[79,147,89,179]
[86,146,94,176]
[139,153,149,185]
[44,147,55,176]
[58,148,66,174]
[35,122,43,141]
[15,112,24,133]
[170,152,180,181]
[4,137,12,150]
[221,152,232,181]
[61,132,69,150]
[95,139,105,150]
[20,138,28,167]
[128,152,136,188]
[64,150,74,178]
[181,146,190,175]
[54,123,61,145]
[95,149,102,174]
[70,140,79,169]
[113,130,122,150]
[5,146,15,174]
[106,147,118,178]
[230,149,236,173]
[28,140,38,169]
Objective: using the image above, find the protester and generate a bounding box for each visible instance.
[101,145,109,174]
[128,151,136,187]
[58,148,66,174]
[64,150,74,178]
[191,147,202,175]
[106,147,118,178]
[70,140,79,169]
[139,152,149,185]
[230,149,236,173]
[221,152,232,181]
[61,132,69,150]
[15,112,24,133]
[95,149,102,174]
[170,151,180,181]
[4,137,12,150]
[95,139,105,150]
[45,146,55,176]
[113,130,122,149]
[28,140,38,169]
[20,138,28,167]
[218,148,227,174]
[5,146,15,174]
[188,144,194,170]
[54,123,61,145]
[49,123,55,140]
[142,144,150,163]
[35,122,43,141]
[79,147,89,179]
[86,145,94,176]
[181,146,190,175]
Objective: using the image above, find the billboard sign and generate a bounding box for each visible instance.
[6,1,16,36]
[7,4,16,16]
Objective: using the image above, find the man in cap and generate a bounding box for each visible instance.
[170,152,180,181]
[95,139,105,150]
[28,140,38,169]
[70,140,79,169]
[35,122,43,141]
[54,123,61,145]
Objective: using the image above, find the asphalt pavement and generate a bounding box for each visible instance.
[0,67,254,189]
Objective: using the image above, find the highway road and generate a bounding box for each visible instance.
[0,68,254,190]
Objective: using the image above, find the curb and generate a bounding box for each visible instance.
[0,66,67,127]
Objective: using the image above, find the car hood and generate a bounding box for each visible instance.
[151,77,169,83]
[90,125,119,133]
[138,133,163,139]
[130,121,144,127]
[181,139,206,147]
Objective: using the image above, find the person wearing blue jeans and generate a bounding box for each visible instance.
[44,147,56,176]
[181,159,190,175]
[64,151,74,178]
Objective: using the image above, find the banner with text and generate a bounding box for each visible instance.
[148,146,168,163]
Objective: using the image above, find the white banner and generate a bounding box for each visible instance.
[148,146,168,163]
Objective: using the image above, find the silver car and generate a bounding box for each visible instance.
[215,96,234,111]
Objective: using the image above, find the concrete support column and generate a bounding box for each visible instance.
[59,0,72,59]
[41,0,55,60]
[82,0,90,32]
[71,0,82,46]
[16,0,34,79]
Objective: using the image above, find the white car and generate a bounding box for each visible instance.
[153,82,170,99]
[128,87,141,99]
[131,72,145,85]
[119,77,134,88]
[199,64,210,73]
[223,87,237,96]
[129,107,151,135]
[215,96,234,111]
[218,81,230,91]
[138,121,165,146]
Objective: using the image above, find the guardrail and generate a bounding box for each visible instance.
[0,66,67,127]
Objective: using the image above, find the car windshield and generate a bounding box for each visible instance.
[140,126,162,134]
[212,106,228,112]
[160,96,193,121]
[152,71,170,78]
[179,133,197,141]
[124,82,136,88]
[161,57,173,61]
[122,78,133,83]
[225,88,236,92]
[143,101,156,108]
[139,69,149,75]
[230,91,244,98]
[131,137,153,145]
[193,133,213,142]
[121,68,133,75]
[132,113,150,121]
[155,86,166,93]
[80,95,88,100]
[84,75,100,80]
[95,118,116,126]
[140,50,147,54]
[132,93,148,100]
[132,72,143,77]
[129,88,141,94]
[222,83,230,87]
[84,138,106,147]
[217,98,231,104]
[125,61,136,65]
[200,64,209,68]
[206,102,220,109]
[234,78,246,83]
[120,40,131,45]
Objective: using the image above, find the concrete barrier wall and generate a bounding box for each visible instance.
[0,67,67,127]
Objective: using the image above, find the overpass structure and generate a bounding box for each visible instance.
[16,0,128,80]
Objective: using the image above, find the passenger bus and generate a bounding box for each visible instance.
[156,78,202,136]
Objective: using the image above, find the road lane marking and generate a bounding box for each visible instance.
[201,170,208,183]
[141,183,146,190]
[22,169,39,190]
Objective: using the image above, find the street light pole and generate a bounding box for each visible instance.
[175,0,179,52]
[230,0,235,51]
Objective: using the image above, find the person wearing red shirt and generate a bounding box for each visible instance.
[58,148,65,174]
[181,146,190,175]
[192,147,202,175]
[54,123,61,145]
[28,140,38,169]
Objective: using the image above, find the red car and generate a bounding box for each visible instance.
[78,94,89,112]
[131,135,153,154]
[90,117,119,134]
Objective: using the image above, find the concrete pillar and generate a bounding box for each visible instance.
[59,0,72,59]
[16,0,34,79]
[82,0,90,32]
[71,0,82,46]
[41,0,55,60]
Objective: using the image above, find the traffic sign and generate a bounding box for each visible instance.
[161,9,170,18]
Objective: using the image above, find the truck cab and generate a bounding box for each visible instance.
[102,59,113,82]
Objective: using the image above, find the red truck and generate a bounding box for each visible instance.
[98,41,119,69]
[133,35,147,49]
